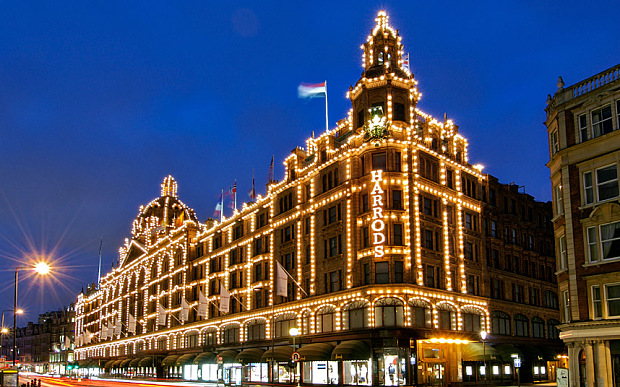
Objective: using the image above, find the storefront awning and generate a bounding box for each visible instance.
[262,346,294,362]
[493,344,523,363]
[111,359,124,368]
[104,360,115,369]
[462,343,502,362]
[297,343,334,361]
[176,353,197,366]
[120,358,133,368]
[139,356,156,367]
[332,340,371,361]
[129,357,143,368]
[77,359,90,367]
[236,348,265,363]
[162,354,181,367]
[194,352,216,365]
[218,350,239,363]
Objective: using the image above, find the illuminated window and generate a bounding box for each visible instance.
[554,184,563,216]
[246,320,266,341]
[409,300,432,328]
[344,301,368,329]
[374,298,404,327]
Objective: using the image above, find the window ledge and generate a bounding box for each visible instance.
[583,257,620,267]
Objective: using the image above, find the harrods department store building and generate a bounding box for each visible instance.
[74,12,563,386]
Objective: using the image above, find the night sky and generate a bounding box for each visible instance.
[1,1,618,320]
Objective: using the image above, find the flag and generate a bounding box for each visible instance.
[197,289,208,318]
[114,318,122,336]
[219,284,230,313]
[128,314,136,334]
[213,201,223,218]
[227,182,237,209]
[101,322,108,340]
[298,82,326,98]
[276,261,288,297]
[85,330,92,344]
[180,299,190,321]
[64,335,71,349]
[402,53,410,72]
[157,303,167,326]
[248,169,256,201]
[268,155,274,184]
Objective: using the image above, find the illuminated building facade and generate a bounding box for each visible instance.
[74,11,561,386]
[546,64,620,387]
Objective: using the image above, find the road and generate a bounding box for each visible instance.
[19,375,215,387]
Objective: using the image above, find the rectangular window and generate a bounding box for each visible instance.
[555,184,563,216]
[394,152,402,172]
[579,114,588,142]
[596,165,619,201]
[446,169,454,189]
[393,103,406,122]
[592,105,613,137]
[465,213,472,230]
[424,230,433,250]
[588,226,598,263]
[491,221,497,238]
[600,221,620,260]
[425,265,436,288]
[394,261,404,283]
[393,223,403,245]
[559,236,567,270]
[372,152,387,170]
[375,262,389,284]
[363,263,370,285]
[392,190,402,210]
[584,171,594,205]
[563,290,570,323]
[362,227,369,248]
[592,285,602,319]
[550,130,559,155]
[362,194,369,213]
[606,284,620,317]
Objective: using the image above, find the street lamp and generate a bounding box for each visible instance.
[14,262,51,366]
[480,330,487,383]
[1,309,22,359]
[289,327,299,387]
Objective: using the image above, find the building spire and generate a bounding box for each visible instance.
[361,10,408,78]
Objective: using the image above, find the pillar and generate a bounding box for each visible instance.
[585,341,595,387]
[568,344,579,387]
[594,341,607,387]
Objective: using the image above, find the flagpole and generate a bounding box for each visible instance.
[324,80,329,133]
[220,190,224,222]
[234,180,237,211]
[97,238,103,289]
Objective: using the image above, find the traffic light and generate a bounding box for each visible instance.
[67,364,73,370]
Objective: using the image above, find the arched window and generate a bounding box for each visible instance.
[375,298,404,327]
[175,249,183,267]
[157,337,167,350]
[185,331,199,347]
[274,313,297,337]
[491,311,511,335]
[514,314,529,337]
[343,301,368,329]
[202,328,217,346]
[437,303,456,330]
[531,317,545,338]
[246,319,266,341]
[317,306,336,333]
[222,324,240,344]
[127,342,134,355]
[409,299,432,328]
[461,307,483,332]
[547,319,560,339]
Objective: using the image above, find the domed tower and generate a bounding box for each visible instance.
[118,175,200,267]
[349,11,421,136]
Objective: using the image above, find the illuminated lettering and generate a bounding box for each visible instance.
[371,169,385,258]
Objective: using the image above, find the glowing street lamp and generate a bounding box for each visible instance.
[480,330,487,382]
[14,262,51,366]
[289,327,300,386]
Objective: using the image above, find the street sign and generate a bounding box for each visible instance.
[217,355,223,365]
[291,351,300,362]
[514,358,521,368]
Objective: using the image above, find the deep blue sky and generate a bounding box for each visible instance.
[1,1,618,319]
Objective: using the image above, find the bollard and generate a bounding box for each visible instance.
[39,379,42,387]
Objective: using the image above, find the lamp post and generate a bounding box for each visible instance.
[289,327,299,387]
[1,309,22,360]
[480,330,487,383]
[14,262,50,366]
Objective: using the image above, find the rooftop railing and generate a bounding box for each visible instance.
[568,64,620,99]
